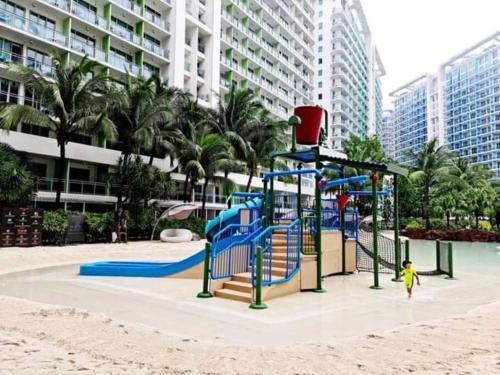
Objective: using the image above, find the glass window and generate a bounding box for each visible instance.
[0,78,19,104]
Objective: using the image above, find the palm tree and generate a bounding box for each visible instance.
[442,157,493,190]
[465,186,496,230]
[434,192,457,229]
[179,125,237,218]
[408,139,453,229]
[107,74,173,205]
[242,111,287,191]
[0,143,33,204]
[0,54,114,205]
[343,135,386,176]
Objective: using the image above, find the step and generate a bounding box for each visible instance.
[223,280,252,293]
[262,266,287,277]
[232,272,253,283]
[214,289,252,303]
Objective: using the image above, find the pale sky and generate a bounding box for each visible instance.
[360,0,500,107]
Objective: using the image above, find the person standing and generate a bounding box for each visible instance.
[114,206,128,243]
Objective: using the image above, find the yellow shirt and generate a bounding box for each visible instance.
[400,267,417,287]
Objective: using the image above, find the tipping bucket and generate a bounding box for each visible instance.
[337,194,349,211]
[294,106,324,145]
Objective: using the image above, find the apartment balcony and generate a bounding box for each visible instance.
[112,0,142,16]
[197,68,205,79]
[144,11,167,30]
[110,22,141,45]
[70,39,107,61]
[36,177,113,197]
[108,52,140,75]
[143,39,166,58]
[72,3,108,29]
[0,50,55,78]
[41,0,70,12]
[0,8,66,46]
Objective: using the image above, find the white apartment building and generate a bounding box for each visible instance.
[381,109,395,160]
[313,0,385,151]
[0,0,316,215]
[390,31,499,177]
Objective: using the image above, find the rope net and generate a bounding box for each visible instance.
[356,230,443,276]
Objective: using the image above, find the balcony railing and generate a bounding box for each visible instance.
[112,0,141,15]
[0,50,55,78]
[109,52,140,75]
[143,39,164,57]
[70,39,106,61]
[110,22,141,45]
[144,11,166,29]
[72,2,108,29]
[35,177,115,196]
[41,0,70,11]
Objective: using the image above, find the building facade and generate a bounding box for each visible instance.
[0,0,316,215]
[381,109,395,159]
[390,32,500,177]
[313,0,385,151]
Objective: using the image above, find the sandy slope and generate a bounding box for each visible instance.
[0,242,499,374]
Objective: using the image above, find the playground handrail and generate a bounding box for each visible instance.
[262,168,322,182]
[210,218,262,280]
[250,218,301,287]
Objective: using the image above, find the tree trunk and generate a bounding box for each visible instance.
[446,211,450,229]
[475,210,479,230]
[245,167,254,193]
[148,155,154,166]
[201,178,209,220]
[424,182,430,229]
[183,173,190,202]
[55,142,66,207]
[117,153,130,207]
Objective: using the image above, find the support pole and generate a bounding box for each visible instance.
[392,174,402,282]
[297,163,302,253]
[405,239,410,261]
[197,242,213,298]
[262,180,268,229]
[436,239,441,272]
[249,246,267,309]
[314,159,325,292]
[370,173,382,289]
[270,158,275,226]
[446,242,455,280]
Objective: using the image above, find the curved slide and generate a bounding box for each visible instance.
[79,197,262,278]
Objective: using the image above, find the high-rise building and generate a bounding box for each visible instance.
[381,109,395,159]
[313,0,385,151]
[220,0,315,120]
[390,31,500,177]
[0,0,315,214]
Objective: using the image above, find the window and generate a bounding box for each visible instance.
[318,58,322,64]
[110,47,132,62]
[0,0,24,17]
[26,48,52,75]
[70,30,95,54]
[318,69,323,76]
[318,46,323,53]
[318,81,323,88]
[318,93,323,100]
[318,22,323,30]
[21,123,49,137]
[318,34,323,41]
[0,38,22,61]
[29,12,55,30]
[0,78,19,104]
[319,10,323,17]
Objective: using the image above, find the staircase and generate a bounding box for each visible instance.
[214,226,306,303]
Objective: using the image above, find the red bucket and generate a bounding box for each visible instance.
[337,194,349,211]
[294,106,324,145]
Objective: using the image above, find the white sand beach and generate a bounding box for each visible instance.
[0,241,499,374]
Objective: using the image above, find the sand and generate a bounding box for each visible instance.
[0,241,499,374]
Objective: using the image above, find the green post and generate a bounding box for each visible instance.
[297,163,302,252]
[340,205,347,274]
[392,174,402,282]
[436,239,441,272]
[249,246,267,309]
[288,115,300,154]
[370,174,382,289]
[314,159,325,292]
[405,239,410,261]
[446,242,454,279]
[197,242,213,298]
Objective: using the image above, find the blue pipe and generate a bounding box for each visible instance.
[262,168,322,182]
[346,189,391,197]
[231,192,263,198]
[321,175,369,190]
[322,165,344,176]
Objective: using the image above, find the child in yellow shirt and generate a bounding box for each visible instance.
[400,260,420,299]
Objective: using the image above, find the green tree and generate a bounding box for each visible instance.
[465,186,496,230]
[408,139,453,229]
[433,192,457,229]
[0,54,115,205]
[0,143,33,204]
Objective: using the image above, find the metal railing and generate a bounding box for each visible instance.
[0,50,55,78]
[35,177,116,196]
[210,218,262,280]
[251,218,301,287]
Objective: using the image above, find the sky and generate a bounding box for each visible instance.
[360,0,500,107]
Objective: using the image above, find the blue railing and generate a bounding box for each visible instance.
[210,218,262,280]
[251,219,301,287]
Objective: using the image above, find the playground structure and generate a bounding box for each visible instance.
[79,105,454,308]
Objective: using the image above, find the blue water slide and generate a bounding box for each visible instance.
[346,189,391,197]
[321,175,369,190]
[79,249,205,277]
[205,197,262,241]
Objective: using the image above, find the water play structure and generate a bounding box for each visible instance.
[79,105,454,308]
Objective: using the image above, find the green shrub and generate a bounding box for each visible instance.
[42,210,68,245]
[478,220,492,232]
[83,212,114,241]
[429,218,447,230]
[405,218,425,230]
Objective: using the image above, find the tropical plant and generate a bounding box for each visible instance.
[465,186,496,230]
[0,143,33,204]
[343,135,386,175]
[42,209,68,245]
[407,139,453,229]
[0,54,115,205]
[433,192,457,229]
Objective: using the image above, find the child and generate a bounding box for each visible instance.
[400,260,420,299]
